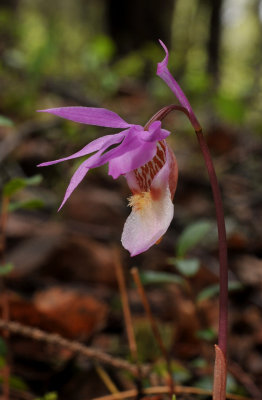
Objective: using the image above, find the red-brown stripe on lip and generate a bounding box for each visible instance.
[134,140,167,192]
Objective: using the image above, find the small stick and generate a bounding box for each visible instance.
[113,247,138,364]
[113,248,142,398]
[95,364,119,395]
[0,319,150,377]
[93,385,250,400]
[131,267,175,397]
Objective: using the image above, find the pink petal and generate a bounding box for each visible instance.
[121,186,174,256]
[107,128,157,178]
[37,131,126,167]
[157,40,201,131]
[37,107,132,128]
[106,123,170,178]
[108,141,156,179]
[139,121,170,142]
[80,125,156,179]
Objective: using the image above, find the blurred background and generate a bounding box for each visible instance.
[0,0,262,399]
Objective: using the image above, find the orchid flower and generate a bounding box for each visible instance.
[38,107,178,256]
[38,40,206,256]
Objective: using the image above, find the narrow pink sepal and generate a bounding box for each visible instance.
[37,107,132,129]
[58,159,91,211]
[55,132,128,209]
[37,131,125,167]
[157,40,201,132]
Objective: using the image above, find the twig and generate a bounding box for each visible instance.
[0,319,150,377]
[113,246,138,363]
[113,248,143,398]
[95,364,120,395]
[131,268,175,397]
[93,385,251,400]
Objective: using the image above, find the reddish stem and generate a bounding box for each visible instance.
[146,105,228,356]
[195,130,228,355]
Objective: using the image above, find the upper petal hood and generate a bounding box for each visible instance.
[105,123,170,178]
[139,121,170,142]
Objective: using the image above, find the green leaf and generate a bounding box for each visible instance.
[0,375,28,391]
[197,281,243,303]
[9,199,44,212]
[196,328,216,341]
[226,372,238,392]
[171,361,191,383]
[10,376,28,391]
[3,175,42,197]
[35,393,58,400]
[0,355,6,368]
[190,357,208,368]
[3,178,26,197]
[154,360,191,383]
[0,115,13,127]
[195,375,213,390]
[139,270,184,286]
[195,372,239,392]
[176,220,212,257]
[213,94,245,124]
[91,35,115,63]
[0,338,7,356]
[169,257,200,277]
[0,263,13,276]
[24,174,43,186]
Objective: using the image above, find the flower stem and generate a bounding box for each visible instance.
[146,105,228,356]
[195,129,228,355]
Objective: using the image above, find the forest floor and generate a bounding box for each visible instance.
[0,87,262,400]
